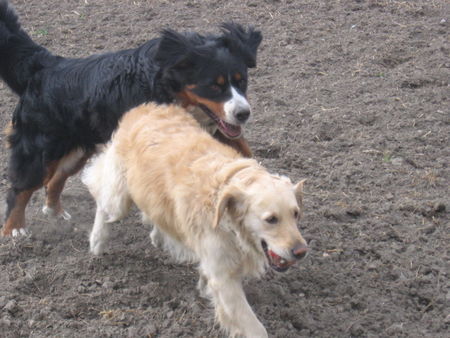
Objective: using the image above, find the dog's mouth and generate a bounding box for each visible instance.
[261,241,296,273]
[199,104,242,139]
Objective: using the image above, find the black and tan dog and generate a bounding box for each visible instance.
[0,0,262,236]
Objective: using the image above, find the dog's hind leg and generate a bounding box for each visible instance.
[42,149,92,220]
[83,145,132,254]
[1,142,51,236]
[197,271,210,299]
[149,225,164,249]
[2,188,37,236]
[89,207,110,255]
[2,160,61,236]
[89,187,131,254]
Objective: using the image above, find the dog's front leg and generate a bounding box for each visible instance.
[208,276,267,338]
[213,133,252,158]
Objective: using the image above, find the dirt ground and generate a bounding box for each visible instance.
[0,0,448,337]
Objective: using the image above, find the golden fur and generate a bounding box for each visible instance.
[82,103,308,337]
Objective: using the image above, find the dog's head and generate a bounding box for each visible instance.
[214,172,308,272]
[155,23,262,139]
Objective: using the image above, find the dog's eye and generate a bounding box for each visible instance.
[294,210,299,219]
[210,84,222,93]
[236,79,247,91]
[265,215,278,224]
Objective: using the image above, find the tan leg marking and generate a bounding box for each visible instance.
[43,149,91,219]
[2,189,35,236]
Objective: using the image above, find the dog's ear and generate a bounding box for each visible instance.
[213,185,246,228]
[156,29,198,70]
[156,29,212,70]
[220,22,262,68]
[294,179,307,209]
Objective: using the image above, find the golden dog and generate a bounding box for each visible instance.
[82,103,308,337]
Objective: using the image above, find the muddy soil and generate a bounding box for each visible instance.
[0,0,448,337]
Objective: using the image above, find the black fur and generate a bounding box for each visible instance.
[0,0,262,216]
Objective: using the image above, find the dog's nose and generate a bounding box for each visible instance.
[292,243,308,260]
[235,109,250,123]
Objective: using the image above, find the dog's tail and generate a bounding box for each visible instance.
[0,0,57,95]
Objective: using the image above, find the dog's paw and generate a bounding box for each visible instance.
[89,229,107,255]
[150,227,163,248]
[90,241,105,255]
[60,210,72,220]
[42,205,72,220]
[42,205,56,217]
[197,275,210,299]
[12,228,30,237]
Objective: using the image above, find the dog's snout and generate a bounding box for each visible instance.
[292,243,308,260]
[235,109,250,123]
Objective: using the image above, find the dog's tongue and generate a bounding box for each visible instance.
[217,119,242,139]
[198,104,242,139]
[268,250,295,272]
